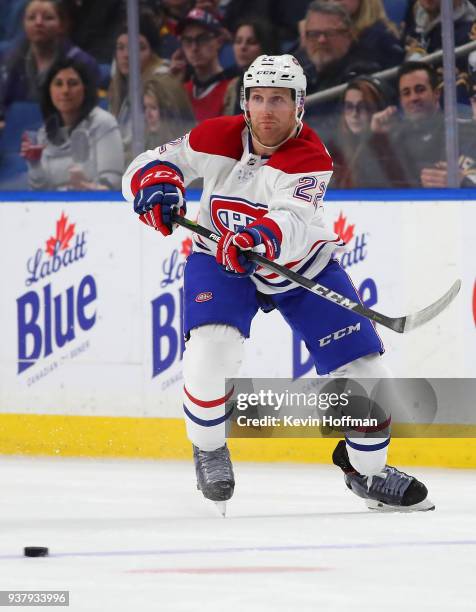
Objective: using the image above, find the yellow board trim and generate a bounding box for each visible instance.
[0,414,475,468]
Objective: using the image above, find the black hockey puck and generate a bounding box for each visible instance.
[24,547,49,557]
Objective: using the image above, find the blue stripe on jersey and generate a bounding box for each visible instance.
[183,404,234,427]
[345,437,391,452]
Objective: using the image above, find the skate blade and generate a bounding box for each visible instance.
[365,497,435,513]
[213,501,227,517]
[197,485,228,517]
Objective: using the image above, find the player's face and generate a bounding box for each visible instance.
[181,25,220,70]
[248,87,296,147]
[116,35,154,76]
[233,25,262,69]
[343,88,370,134]
[24,0,64,44]
[304,12,352,70]
[399,70,440,121]
[144,93,161,131]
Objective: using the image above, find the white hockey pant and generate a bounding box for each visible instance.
[330,353,392,476]
[183,324,244,451]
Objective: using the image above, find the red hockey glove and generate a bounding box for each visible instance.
[216,222,281,277]
[131,161,186,236]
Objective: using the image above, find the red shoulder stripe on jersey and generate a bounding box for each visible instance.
[189,115,246,160]
[267,138,333,175]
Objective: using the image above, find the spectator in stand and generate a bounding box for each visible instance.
[143,75,196,149]
[403,0,476,105]
[298,1,390,94]
[222,0,271,32]
[0,0,28,56]
[22,57,124,190]
[195,0,224,17]
[328,0,404,69]
[297,1,380,140]
[131,2,184,60]
[326,76,391,187]
[170,3,235,79]
[403,0,476,64]
[223,18,279,115]
[108,19,170,163]
[162,0,195,36]
[0,0,99,114]
[176,8,234,122]
[64,0,123,63]
[151,6,182,60]
[223,0,311,46]
[363,61,476,187]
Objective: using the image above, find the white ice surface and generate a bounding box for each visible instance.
[0,457,475,612]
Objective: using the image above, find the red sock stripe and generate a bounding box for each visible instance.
[183,385,235,408]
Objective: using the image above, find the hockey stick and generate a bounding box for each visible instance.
[172,214,461,334]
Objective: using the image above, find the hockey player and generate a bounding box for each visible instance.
[123,54,434,514]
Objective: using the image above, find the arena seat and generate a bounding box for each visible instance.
[0,101,42,189]
[0,101,43,153]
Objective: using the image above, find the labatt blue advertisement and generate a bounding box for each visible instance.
[17,212,97,377]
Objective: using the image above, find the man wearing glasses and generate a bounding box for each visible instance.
[297,1,379,140]
[177,8,234,122]
[299,2,383,91]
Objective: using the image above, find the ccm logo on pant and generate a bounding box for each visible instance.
[319,323,361,347]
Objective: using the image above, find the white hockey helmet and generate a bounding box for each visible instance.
[241,54,307,121]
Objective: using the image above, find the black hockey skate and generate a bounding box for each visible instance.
[332,440,435,512]
[193,444,235,516]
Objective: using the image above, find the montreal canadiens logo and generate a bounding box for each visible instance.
[210,196,267,234]
[196,291,213,303]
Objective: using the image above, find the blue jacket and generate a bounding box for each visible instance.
[0,39,100,114]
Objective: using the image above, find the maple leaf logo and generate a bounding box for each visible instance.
[180,237,193,258]
[334,211,355,244]
[45,212,76,257]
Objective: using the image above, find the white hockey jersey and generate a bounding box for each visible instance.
[122,115,344,295]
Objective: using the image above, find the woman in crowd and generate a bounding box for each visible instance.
[108,18,170,163]
[327,76,391,188]
[143,75,196,149]
[331,0,404,69]
[223,18,279,115]
[403,0,476,62]
[0,0,99,113]
[21,57,124,190]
